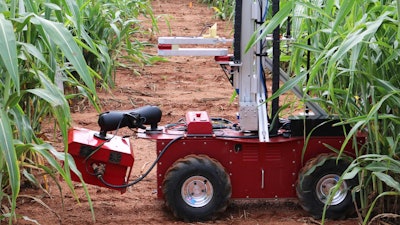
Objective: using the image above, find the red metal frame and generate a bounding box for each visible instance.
[68,111,365,199]
[138,111,365,199]
[68,128,134,193]
[151,132,363,199]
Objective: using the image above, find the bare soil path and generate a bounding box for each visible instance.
[16,1,359,224]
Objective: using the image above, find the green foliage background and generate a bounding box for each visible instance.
[245,0,400,224]
[0,0,158,223]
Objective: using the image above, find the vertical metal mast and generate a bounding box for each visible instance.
[233,0,269,141]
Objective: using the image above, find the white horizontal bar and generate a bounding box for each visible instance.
[158,48,228,56]
[158,37,233,45]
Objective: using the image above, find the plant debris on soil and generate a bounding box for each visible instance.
[16,0,360,224]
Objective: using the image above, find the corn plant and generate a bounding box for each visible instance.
[0,12,95,224]
[80,0,162,84]
[247,0,400,224]
[0,0,158,223]
[199,0,235,20]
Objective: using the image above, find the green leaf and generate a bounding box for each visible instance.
[367,161,400,174]
[363,191,400,225]
[64,0,82,34]
[342,166,361,180]
[0,0,7,13]
[397,0,400,39]
[0,14,19,100]
[329,0,356,38]
[0,107,20,220]
[373,172,400,192]
[9,105,35,143]
[27,72,71,142]
[266,70,307,102]
[19,42,51,70]
[43,3,62,11]
[34,16,96,92]
[27,89,64,107]
[328,12,389,68]
[27,142,95,220]
[19,142,76,190]
[245,1,294,52]
[5,93,21,109]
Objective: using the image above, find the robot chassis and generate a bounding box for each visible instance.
[68,0,365,221]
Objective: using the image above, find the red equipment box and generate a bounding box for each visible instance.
[185,111,213,134]
[68,128,134,193]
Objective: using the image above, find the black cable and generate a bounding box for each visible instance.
[95,108,283,189]
[84,113,137,176]
[97,135,184,189]
[258,0,268,111]
[220,64,234,86]
[97,130,285,189]
[96,130,259,189]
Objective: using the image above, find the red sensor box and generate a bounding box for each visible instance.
[68,128,134,192]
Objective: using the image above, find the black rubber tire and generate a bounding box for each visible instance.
[296,154,358,220]
[162,155,231,221]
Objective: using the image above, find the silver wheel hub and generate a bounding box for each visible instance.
[181,175,213,207]
[316,174,348,205]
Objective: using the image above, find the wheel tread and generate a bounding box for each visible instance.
[296,154,357,220]
[162,154,231,221]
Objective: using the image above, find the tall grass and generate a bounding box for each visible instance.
[0,0,157,223]
[248,0,400,223]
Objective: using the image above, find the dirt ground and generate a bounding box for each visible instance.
[16,0,360,224]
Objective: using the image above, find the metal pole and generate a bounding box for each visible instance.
[233,0,242,64]
[271,0,280,135]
